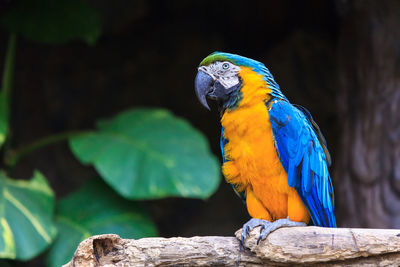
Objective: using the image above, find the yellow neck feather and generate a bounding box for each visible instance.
[236,67,271,108]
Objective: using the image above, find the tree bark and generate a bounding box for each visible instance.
[63,226,400,266]
[335,0,400,228]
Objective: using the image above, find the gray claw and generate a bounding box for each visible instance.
[240,218,271,247]
[257,218,307,244]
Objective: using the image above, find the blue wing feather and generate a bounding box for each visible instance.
[268,100,336,227]
[220,127,228,163]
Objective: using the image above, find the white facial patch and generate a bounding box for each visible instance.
[198,61,240,89]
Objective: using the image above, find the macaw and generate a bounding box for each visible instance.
[194,52,336,244]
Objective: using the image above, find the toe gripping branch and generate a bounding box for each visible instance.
[240,218,307,246]
[237,218,307,266]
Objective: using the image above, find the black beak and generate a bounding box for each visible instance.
[194,70,214,110]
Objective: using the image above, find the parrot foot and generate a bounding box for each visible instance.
[256,218,306,244]
[240,218,306,246]
[240,218,271,246]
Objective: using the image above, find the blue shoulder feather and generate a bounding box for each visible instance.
[268,100,336,227]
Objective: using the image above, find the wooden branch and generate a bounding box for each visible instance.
[63,226,400,266]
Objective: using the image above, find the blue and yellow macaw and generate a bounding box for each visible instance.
[195,52,336,244]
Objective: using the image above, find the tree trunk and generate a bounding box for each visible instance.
[335,0,400,228]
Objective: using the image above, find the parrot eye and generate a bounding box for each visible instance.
[222,63,230,70]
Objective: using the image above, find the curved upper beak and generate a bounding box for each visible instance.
[194,70,214,110]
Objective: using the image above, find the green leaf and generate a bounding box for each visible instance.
[0,93,7,148]
[46,179,157,267]
[1,0,100,45]
[0,171,56,260]
[70,108,221,199]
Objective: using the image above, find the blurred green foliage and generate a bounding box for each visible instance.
[0,1,220,266]
[70,109,220,200]
[0,93,7,147]
[1,0,101,45]
[0,34,15,149]
[46,179,157,267]
[0,171,56,260]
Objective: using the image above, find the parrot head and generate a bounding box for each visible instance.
[195,52,285,110]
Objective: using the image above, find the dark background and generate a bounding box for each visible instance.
[1,0,399,249]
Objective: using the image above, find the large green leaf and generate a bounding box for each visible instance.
[70,108,220,200]
[46,179,157,267]
[1,0,100,45]
[0,171,56,260]
[0,93,7,148]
